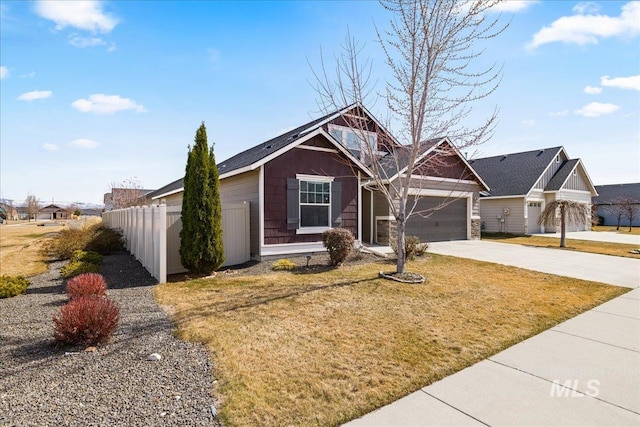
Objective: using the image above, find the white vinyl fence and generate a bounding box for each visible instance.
[103,203,250,283]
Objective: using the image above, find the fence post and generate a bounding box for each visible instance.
[158,204,167,283]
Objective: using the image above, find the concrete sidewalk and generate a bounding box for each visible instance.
[531,230,640,245]
[345,241,640,426]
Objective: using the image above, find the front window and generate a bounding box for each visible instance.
[300,180,330,227]
[328,124,377,152]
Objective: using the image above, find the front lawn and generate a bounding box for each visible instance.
[155,255,627,427]
[592,225,640,235]
[482,232,639,258]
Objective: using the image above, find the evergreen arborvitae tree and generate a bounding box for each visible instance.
[180,122,224,273]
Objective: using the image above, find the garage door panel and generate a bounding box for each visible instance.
[406,197,467,242]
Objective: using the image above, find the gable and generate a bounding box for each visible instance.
[470,147,563,197]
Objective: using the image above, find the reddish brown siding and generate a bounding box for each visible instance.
[263,136,359,244]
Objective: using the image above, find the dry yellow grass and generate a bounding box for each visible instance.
[482,233,639,258]
[155,255,628,427]
[592,225,640,235]
[0,222,65,276]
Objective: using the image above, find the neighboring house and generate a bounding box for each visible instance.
[37,204,68,220]
[0,203,18,221]
[469,146,598,234]
[146,104,488,260]
[104,188,154,211]
[592,183,640,227]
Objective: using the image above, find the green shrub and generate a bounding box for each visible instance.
[71,250,103,265]
[322,228,355,266]
[0,275,31,298]
[84,226,124,255]
[42,223,123,260]
[60,261,100,279]
[390,235,429,260]
[272,259,297,271]
[53,296,120,346]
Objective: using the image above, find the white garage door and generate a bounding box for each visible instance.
[527,202,542,234]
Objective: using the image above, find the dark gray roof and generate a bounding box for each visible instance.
[469,147,563,197]
[544,159,579,191]
[146,177,184,199]
[217,110,337,175]
[593,183,640,204]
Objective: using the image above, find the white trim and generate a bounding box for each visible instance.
[525,147,567,198]
[296,174,334,183]
[543,188,593,195]
[219,165,253,180]
[369,189,374,245]
[260,241,327,257]
[295,145,338,154]
[405,175,480,186]
[296,226,331,235]
[480,195,524,200]
[151,187,184,200]
[259,165,265,254]
[408,189,473,198]
[357,171,362,242]
[375,215,395,221]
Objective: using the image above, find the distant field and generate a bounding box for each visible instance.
[0,222,65,277]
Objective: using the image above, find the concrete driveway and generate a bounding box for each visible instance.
[344,241,640,426]
[427,240,640,288]
[532,230,640,245]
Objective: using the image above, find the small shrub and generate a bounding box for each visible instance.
[272,259,297,271]
[322,228,355,266]
[66,273,107,300]
[71,250,103,265]
[53,296,120,346]
[0,275,31,299]
[84,226,124,255]
[60,261,100,279]
[390,235,429,260]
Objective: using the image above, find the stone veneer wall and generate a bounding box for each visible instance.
[471,218,481,240]
[376,219,397,245]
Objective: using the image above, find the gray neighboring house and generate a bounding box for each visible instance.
[593,183,640,227]
[469,146,598,234]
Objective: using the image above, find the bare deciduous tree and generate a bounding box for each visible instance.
[538,200,589,248]
[605,196,638,231]
[108,177,144,209]
[312,0,506,274]
[25,194,40,222]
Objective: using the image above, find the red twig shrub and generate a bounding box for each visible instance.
[66,273,107,300]
[53,296,120,346]
[322,228,355,266]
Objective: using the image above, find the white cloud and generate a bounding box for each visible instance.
[575,102,620,117]
[69,33,106,48]
[0,66,8,79]
[34,0,118,33]
[17,90,53,101]
[20,71,36,78]
[43,143,60,151]
[521,119,536,127]
[492,1,538,13]
[527,1,640,49]
[549,110,569,117]
[71,94,146,114]
[584,85,602,94]
[69,138,100,149]
[573,2,600,15]
[601,75,640,91]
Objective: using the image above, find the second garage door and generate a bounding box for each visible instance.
[405,197,468,242]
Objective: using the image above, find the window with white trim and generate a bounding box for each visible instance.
[300,180,331,227]
[328,124,377,152]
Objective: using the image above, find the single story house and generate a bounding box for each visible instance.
[593,183,640,227]
[147,104,488,261]
[469,146,597,234]
[37,204,68,220]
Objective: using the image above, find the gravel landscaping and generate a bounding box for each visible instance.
[0,252,220,426]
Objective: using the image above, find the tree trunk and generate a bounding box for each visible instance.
[560,205,566,248]
[396,219,406,274]
[616,215,621,230]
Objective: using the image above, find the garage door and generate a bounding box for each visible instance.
[405,197,467,242]
[527,202,542,234]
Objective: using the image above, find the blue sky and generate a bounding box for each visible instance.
[1,0,638,205]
